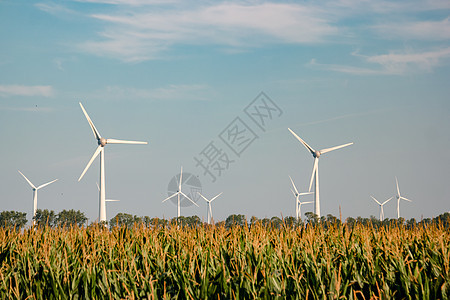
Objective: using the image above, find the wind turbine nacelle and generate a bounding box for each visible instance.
[314,150,321,158]
[99,138,107,146]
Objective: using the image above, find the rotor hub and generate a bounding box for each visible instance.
[314,150,321,158]
[99,138,107,146]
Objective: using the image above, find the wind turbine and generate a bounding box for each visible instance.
[370,196,392,221]
[288,128,353,218]
[18,170,58,225]
[395,177,412,219]
[78,102,147,223]
[289,176,312,221]
[198,192,222,224]
[162,167,199,218]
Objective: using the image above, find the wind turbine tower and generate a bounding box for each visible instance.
[18,170,58,225]
[288,128,353,218]
[78,103,147,223]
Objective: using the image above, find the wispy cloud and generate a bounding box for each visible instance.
[0,85,54,97]
[35,3,77,16]
[366,48,450,73]
[310,47,450,75]
[373,17,450,41]
[76,2,339,61]
[38,0,450,70]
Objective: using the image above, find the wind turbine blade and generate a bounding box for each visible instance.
[37,179,58,190]
[162,192,178,203]
[320,142,353,155]
[96,182,100,191]
[290,189,296,196]
[308,158,318,192]
[197,192,210,202]
[79,102,101,140]
[180,191,199,207]
[106,139,148,145]
[400,196,412,202]
[382,197,393,205]
[18,170,36,189]
[179,166,183,191]
[106,199,120,202]
[288,128,315,154]
[299,192,313,196]
[370,196,382,205]
[78,145,102,181]
[210,192,223,203]
[289,176,299,195]
[301,201,314,205]
[395,177,400,196]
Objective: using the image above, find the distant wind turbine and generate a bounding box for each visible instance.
[289,176,312,221]
[395,177,412,219]
[370,195,392,221]
[162,167,199,218]
[18,170,58,226]
[78,102,147,223]
[288,128,353,218]
[198,192,222,224]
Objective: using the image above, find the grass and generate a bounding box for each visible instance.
[0,222,449,299]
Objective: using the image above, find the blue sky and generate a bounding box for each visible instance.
[1,0,449,224]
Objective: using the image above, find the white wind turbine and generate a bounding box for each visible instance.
[198,192,222,225]
[289,176,313,221]
[288,128,353,218]
[395,177,412,219]
[370,196,392,221]
[18,170,58,225]
[78,102,147,223]
[162,167,199,218]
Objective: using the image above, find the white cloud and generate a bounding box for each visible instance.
[373,17,450,41]
[77,2,339,61]
[35,3,77,16]
[366,48,450,73]
[310,47,450,75]
[0,85,54,97]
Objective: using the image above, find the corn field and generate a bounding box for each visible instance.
[0,223,449,299]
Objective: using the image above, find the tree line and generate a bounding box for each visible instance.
[2,209,450,230]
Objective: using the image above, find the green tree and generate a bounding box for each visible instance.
[0,211,27,229]
[144,217,169,228]
[406,218,416,229]
[250,216,259,227]
[225,214,246,228]
[305,212,319,226]
[170,216,201,228]
[110,213,141,228]
[56,209,87,227]
[33,209,56,227]
[433,212,450,228]
[261,218,271,227]
[270,216,283,228]
[283,216,297,228]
